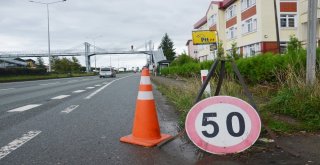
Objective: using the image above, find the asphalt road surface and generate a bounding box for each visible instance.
[0,73,195,165]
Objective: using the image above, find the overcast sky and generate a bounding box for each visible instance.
[0,0,212,68]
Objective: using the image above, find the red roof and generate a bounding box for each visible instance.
[220,0,236,9]
[194,0,236,29]
[194,16,207,29]
[186,40,192,46]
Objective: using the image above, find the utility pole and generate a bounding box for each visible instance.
[94,40,96,71]
[306,0,318,86]
[109,55,112,67]
[273,0,281,53]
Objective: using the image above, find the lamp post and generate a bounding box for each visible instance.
[29,0,67,72]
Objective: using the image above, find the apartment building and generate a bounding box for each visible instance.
[188,0,317,60]
[298,0,320,45]
[193,16,213,62]
[186,40,198,59]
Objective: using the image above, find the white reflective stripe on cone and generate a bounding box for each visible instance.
[137,91,154,100]
[140,76,151,85]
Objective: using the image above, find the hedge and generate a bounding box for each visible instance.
[0,68,47,76]
[161,49,320,84]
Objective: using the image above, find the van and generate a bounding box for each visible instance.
[99,67,116,78]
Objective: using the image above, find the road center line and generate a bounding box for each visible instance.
[61,105,79,114]
[84,75,133,99]
[72,90,86,93]
[86,87,95,89]
[51,95,70,100]
[7,104,42,112]
[95,84,102,87]
[0,130,41,160]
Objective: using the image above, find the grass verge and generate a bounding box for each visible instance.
[153,76,320,133]
[0,73,95,83]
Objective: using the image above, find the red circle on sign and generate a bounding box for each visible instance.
[185,96,261,154]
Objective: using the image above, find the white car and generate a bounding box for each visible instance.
[99,67,116,78]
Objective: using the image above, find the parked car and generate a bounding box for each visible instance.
[99,67,116,78]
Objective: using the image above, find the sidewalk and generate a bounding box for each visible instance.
[152,83,198,164]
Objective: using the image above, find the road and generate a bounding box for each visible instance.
[0,74,195,165]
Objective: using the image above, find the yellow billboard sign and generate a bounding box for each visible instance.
[192,30,217,45]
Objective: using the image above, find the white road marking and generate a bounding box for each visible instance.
[86,87,95,89]
[61,105,79,114]
[7,104,42,112]
[0,130,41,160]
[95,84,102,87]
[40,82,60,86]
[51,95,70,100]
[85,75,133,99]
[67,80,77,83]
[0,88,15,91]
[72,90,86,93]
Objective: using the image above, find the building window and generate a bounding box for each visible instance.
[208,14,217,26]
[226,26,237,39]
[226,5,237,20]
[280,42,288,54]
[241,0,256,11]
[280,14,296,28]
[242,17,257,34]
[243,43,260,57]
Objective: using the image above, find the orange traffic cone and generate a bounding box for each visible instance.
[120,68,171,147]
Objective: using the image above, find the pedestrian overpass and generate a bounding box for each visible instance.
[0,41,167,72]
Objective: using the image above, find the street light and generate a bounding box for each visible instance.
[29,0,67,72]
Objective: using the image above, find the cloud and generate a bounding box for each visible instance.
[0,0,212,67]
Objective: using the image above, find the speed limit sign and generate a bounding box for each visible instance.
[185,96,261,154]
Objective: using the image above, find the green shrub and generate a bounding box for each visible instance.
[235,53,286,83]
[162,47,320,84]
[0,68,47,76]
[170,53,198,66]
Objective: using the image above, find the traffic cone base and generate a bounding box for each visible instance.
[120,133,171,147]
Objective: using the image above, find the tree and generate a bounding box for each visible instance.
[159,33,176,61]
[229,42,240,60]
[71,57,81,73]
[217,41,224,58]
[170,52,198,66]
[36,57,45,69]
[51,56,60,72]
[287,35,302,55]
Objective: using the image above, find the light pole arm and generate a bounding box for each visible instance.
[29,0,66,5]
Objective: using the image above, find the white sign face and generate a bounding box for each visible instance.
[185,96,261,155]
[200,70,211,96]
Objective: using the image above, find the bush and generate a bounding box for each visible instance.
[235,53,286,83]
[161,47,320,85]
[0,68,47,76]
[170,53,198,66]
